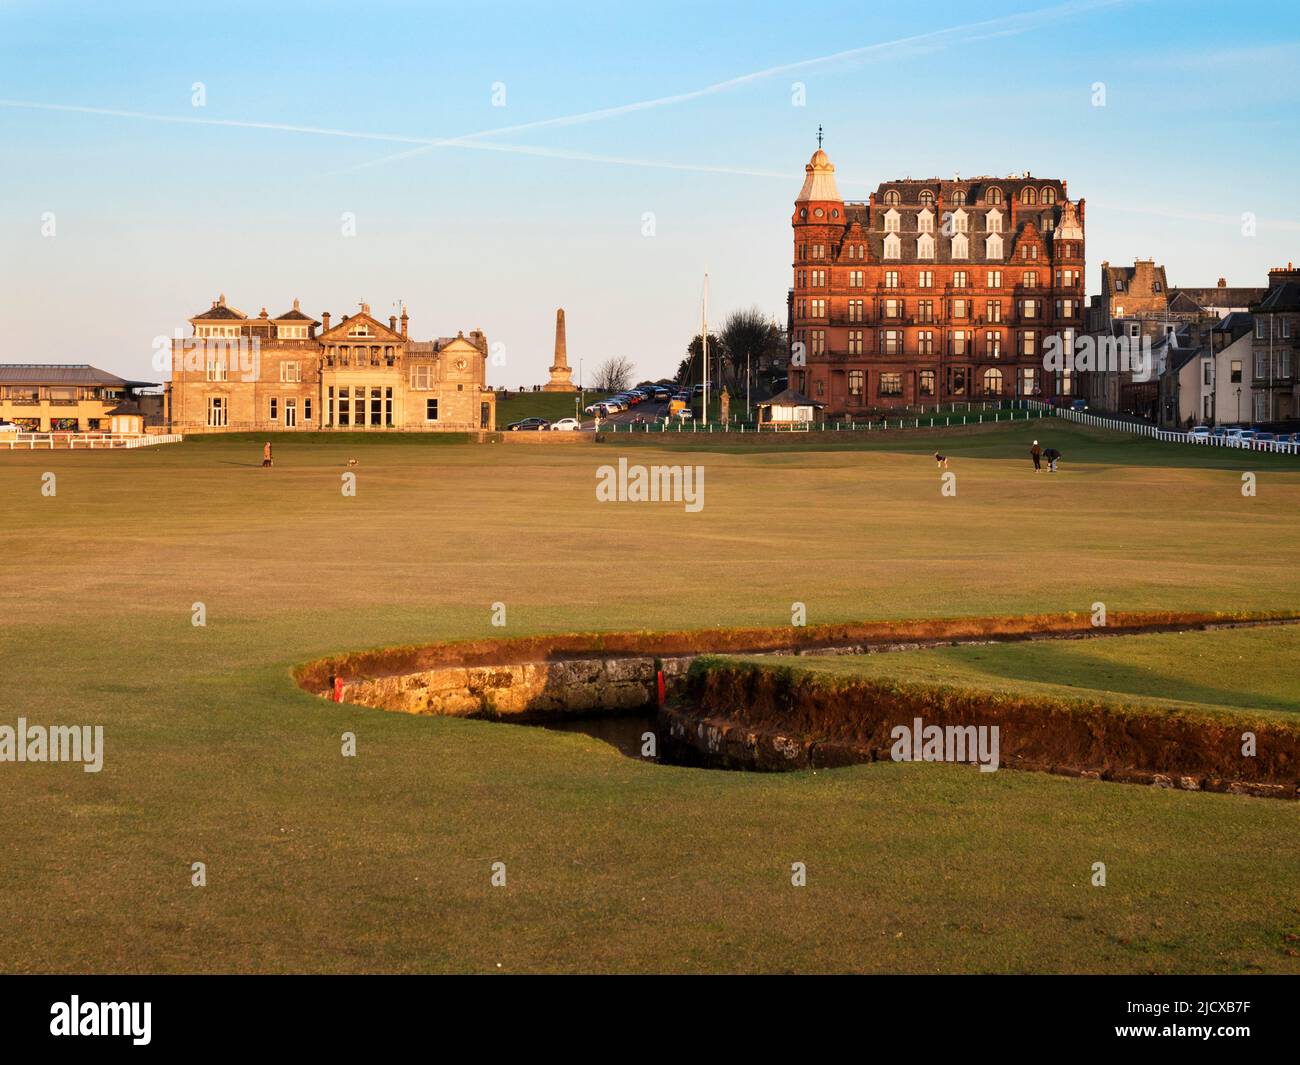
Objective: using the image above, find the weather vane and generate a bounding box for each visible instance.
[817,124,823,149]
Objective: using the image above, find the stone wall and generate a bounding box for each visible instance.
[338,655,693,719]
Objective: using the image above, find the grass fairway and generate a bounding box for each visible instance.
[2,422,1299,973]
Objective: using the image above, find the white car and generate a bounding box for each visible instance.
[0,421,20,433]
[550,417,580,431]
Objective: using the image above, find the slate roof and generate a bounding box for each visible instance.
[757,387,823,408]
[0,364,153,387]
[1253,281,1300,314]
[1169,286,1267,310]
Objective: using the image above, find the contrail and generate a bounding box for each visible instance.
[0,0,1130,183]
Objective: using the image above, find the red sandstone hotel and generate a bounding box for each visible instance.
[788,145,1086,412]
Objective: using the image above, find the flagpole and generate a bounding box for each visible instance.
[702,272,709,425]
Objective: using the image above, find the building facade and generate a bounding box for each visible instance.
[0,364,162,432]
[1248,265,1300,423]
[1083,261,1266,416]
[168,296,496,432]
[788,146,1086,413]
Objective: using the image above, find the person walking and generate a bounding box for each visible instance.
[262,441,273,468]
[1043,446,1061,473]
[1030,440,1042,472]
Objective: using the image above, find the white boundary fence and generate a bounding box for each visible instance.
[1,433,184,450]
[1049,405,1300,455]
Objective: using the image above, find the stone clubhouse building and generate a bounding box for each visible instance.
[167,296,496,432]
[788,143,1087,413]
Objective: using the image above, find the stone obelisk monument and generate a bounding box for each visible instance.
[543,307,577,392]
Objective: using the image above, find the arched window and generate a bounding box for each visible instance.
[983,367,1003,395]
[1042,186,1056,205]
[1022,187,1038,204]
[919,190,935,206]
[884,189,901,205]
[953,189,967,205]
[986,186,1003,205]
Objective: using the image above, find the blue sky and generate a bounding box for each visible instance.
[2,0,1297,385]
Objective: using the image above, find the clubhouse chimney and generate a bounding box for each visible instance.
[321,311,331,331]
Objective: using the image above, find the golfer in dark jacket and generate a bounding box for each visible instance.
[1044,447,1061,473]
[1030,440,1042,471]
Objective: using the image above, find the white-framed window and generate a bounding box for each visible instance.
[918,271,934,288]
[986,209,1003,233]
[849,270,864,288]
[1254,394,1267,421]
[987,270,1002,288]
[279,361,301,383]
[985,234,1003,259]
[809,299,827,318]
[206,396,227,427]
[1255,320,1266,339]
[848,299,865,322]
[885,270,901,289]
[951,233,968,258]
[269,397,278,421]
[426,398,439,421]
[810,330,826,355]
[884,233,901,259]
[917,209,934,233]
[917,233,934,259]
[986,300,1001,322]
[884,209,901,233]
[881,330,902,355]
[278,325,308,339]
[848,330,863,355]
[410,365,433,390]
[205,356,227,382]
[1022,330,1037,356]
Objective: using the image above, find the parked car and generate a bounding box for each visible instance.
[583,403,603,415]
[550,417,580,431]
[507,417,550,431]
[0,420,20,433]
[1254,432,1276,448]
[1275,432,1294,445]
[1189,425,1211,440]
[676,407,694,421]
[653,388,671,402]
[1070,399,1087,412]
[1232,430,1257,447]
[1212,427,1229,438]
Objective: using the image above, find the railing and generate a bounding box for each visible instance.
[0,432,183,450]
[1048,405,1300,454]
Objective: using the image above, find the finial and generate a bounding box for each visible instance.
[817,124,823,150]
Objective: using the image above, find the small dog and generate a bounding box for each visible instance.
[934,452,949,468]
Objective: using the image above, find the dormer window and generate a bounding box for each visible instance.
[986,187,1004,205]
[884,209,901,233]
[953,189,967,205]
[883,189,901,206]
[1022,187,1038,204]
[919,190,935,206]
[1115,279,1125,292]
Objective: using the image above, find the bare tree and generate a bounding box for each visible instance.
[591,356,636,393]
[720,307,783,393]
